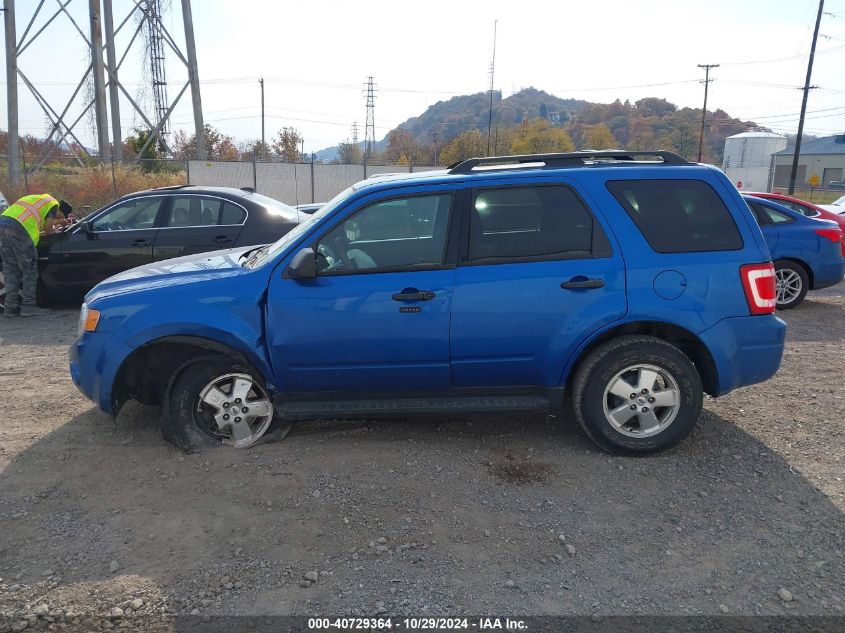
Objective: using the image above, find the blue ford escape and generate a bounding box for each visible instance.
[69,151,787,455]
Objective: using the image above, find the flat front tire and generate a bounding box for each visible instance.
[161,358,276,451]
[572,335,703,455]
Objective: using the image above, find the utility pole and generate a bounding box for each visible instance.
[181,0,206,159]
[102,0,122,160]
[430,130,439,165]
[4,0,19,184]
[696,63,719,163]
[789,0,824,195]
[486,19,497,157]
[259,77,265,158]
[89,0,111,160]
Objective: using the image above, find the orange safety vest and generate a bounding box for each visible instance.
[0,194,59,246]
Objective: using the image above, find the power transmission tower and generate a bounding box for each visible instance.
[430,130,439,165]
[351,121,359,146]
[2,0,207,180]
[142,0,170,153]
[789,0,825,195]
[486,20,497,157]
[696,63,719,162]
[363,76,377,162]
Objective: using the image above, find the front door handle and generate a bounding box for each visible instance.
[392,289,436,302]
[212,236,232,244]
[131,239,151,247]
[561,278,605,290]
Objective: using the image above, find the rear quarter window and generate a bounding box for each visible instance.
[606,179,743,253]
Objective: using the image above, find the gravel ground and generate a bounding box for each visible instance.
[0,287,843,631]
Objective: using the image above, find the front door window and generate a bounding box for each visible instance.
[90,198,162,231]
[316,194,452,274]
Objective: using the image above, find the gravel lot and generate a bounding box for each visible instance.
[0,286,843,631]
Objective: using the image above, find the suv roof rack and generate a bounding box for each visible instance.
[447,150,689,175]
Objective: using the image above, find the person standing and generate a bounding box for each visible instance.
[0,193,72,317]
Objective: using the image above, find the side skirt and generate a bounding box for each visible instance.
[274,387,564,421]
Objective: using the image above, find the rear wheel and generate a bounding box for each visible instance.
[774,260,809,310]
[162,358,276,451]
[572,335,703,455]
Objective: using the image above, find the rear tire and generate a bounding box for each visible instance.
[572,335,703,455]
[161,357,279,451]
[774,260,809,310]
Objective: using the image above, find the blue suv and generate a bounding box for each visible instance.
[69,151,787,455]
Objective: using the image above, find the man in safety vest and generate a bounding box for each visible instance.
[0,193,72,317]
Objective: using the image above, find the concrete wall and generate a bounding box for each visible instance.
[188,161,440,205]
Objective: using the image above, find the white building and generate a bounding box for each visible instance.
[722,131,787,192]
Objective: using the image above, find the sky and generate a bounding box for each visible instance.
[3,0,845,155]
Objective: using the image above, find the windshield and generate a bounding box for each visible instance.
[243,185,354,269]
[833,194,845,207]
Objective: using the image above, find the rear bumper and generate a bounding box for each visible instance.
[811,260,845,290]
[69,333,134,413]
[699,315,787,396]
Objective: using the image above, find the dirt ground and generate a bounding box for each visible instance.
[0,286,843,631]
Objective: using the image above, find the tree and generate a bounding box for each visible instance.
[439,129,486,165]
[271,127,303,162]
[384,129,426,164]
[582,124,617,150]
[172,125,238,160]
[510,118,574,154]
[336,140,362,164]
[123,128,161,161]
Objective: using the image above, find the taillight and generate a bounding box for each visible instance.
[815,228,845,257]
[740,263,776,315]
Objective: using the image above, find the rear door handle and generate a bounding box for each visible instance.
[212,236,232,244]
[561,278,605,290]
[392,289,436,302]
[131,239,151,247]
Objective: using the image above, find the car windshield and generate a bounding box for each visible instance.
[242,186,353,269]
[246,192,299,221]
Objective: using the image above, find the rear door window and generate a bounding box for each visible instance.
[606,179,743,253]
[469,185,610,262]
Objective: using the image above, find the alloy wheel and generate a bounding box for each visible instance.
[196,373,274,448]
[775,268,803,306]
[601,364,681,438]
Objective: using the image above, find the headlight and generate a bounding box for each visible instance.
[77,303,101,336]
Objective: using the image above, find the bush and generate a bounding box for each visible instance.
[0,161,187,217]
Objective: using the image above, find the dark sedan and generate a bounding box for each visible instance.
[34,186,300,300]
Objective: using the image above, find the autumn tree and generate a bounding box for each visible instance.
[172,125,238,160]
[582,124,617,150]
[384,129,427,164]
[336,140,362,164]
[271,127,303,162]
[439,129,486,165]
[510,118,574,154]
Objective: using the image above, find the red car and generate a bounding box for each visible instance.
[746,191,845,232]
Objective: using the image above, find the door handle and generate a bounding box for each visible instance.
[561,278,605,290]
[392,289,436,302]
[131,239,151,247]
[212,236,232,244]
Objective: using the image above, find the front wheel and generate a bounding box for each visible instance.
[774,260,809,310]
[572,335,703,455]
[162,358,276,451]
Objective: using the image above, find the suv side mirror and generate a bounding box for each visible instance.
[284,247,317,280]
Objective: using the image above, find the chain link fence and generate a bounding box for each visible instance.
[0,156,440,216]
